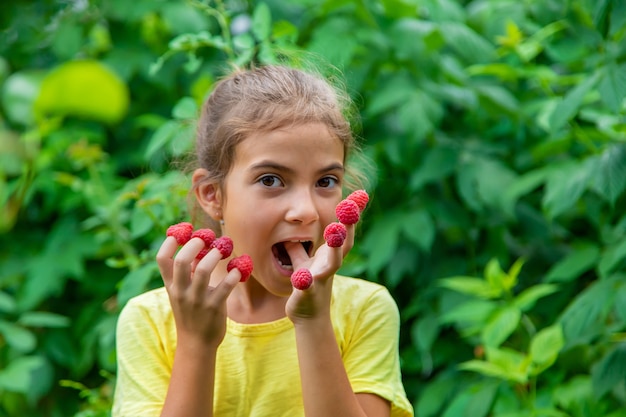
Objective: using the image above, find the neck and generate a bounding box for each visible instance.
[227,279,288,324]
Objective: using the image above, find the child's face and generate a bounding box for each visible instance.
[220,122,345,296]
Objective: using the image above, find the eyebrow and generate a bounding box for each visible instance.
[249,161,345,175]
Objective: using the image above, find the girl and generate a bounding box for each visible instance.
[112,65,413,417]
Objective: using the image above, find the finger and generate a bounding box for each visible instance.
[172,238,206,289]
[156,236,181,286]
[342,223,356,257]
[212,268,243,302]
[190,248,224,294]
[284,241,310,269]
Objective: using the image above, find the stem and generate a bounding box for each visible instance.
[190,0,235,59]
[87,164,139,269]
[521,314,536,339]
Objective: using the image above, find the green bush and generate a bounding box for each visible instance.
[1,1,625,416]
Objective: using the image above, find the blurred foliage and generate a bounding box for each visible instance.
[1,0,626,416]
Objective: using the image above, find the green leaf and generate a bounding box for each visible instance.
[145,120,180,159]
[306,17,359,68]
[591,344,626,398]
[598,63,626,112]
[529,324,564,368]
[361,215,401,277]
[409,146,458,190]
[0,356,47,393]
[365,75,414,117]
[401,209,435,252]
[459,358,526,383]
[501,167,550,216]
[439,299,498,325]
[482,305,521,347]
[464,380,499,417]
[439,22,497,63]
[415,372,457,417]
[553,376,593,411]
[117,263,159,307]
[162,2,209,33]
[172,97,198,120]
[455,155,518,213]
[467,63,520,82]
[609,0,626,36]
[513,284,559,312]
[475,84,519,114]
[589,144,626,206]
[598,238,626,278]
[484,258,508,293]
[397,90,442,143]
[545,245,600,283]
[615,282,626,323]
[506,258,525,290]
[252,2,272,41]
[22,218,96,310]
[35,60,130,124]
[0,320,37,352]
[441,393,474,417]
[51,18,83,59]
[0,291,17,313]
[168,122,195,157]
[439,277,501,299]
[558,277,616,349]
[412,314,440,353]
[0,70,45,126]
[547,72,600,133]
[130,204,155,239]
[542,160,595,219]
[484,346,529,382]
[18,312,70,328]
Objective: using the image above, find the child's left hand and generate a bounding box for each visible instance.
[285,191,368,324]
[284,222,355,324]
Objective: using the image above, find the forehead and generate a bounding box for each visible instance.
[233,123,345,168]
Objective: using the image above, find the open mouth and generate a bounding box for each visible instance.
[272,241,313,269]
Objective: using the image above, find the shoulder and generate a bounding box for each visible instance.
[332,275,396,303]
[118,287,172,325]
[331,275,400,321]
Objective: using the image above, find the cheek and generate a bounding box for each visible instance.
[322,199,341,224]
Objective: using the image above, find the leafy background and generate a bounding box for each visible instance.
[1,0,626,416]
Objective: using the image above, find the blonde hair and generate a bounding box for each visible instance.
[190,64,369,228]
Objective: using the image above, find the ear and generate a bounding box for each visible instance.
[192,168,223,221]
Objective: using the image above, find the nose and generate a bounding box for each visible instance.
[284,188,320,224]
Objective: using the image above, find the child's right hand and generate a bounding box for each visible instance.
[156,236,242,348]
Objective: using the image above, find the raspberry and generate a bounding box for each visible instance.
[191,228,216,247]
[347,190,369,212]
[166,222,194,245]
[210,236,233,259]
[335,199,360,225]
[227,254,254,282]
[324,222,347,247]
[291,268,313,290]
[195,248,209,260]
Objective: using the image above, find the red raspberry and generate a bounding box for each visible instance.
[324,222,347,247]
[195,248,209,260]
[227,254,254,282]
[210,236,233,259]
[347,190,369,212]
[291,268,313,290]
[166,222,194,245]
[191,228,216,247]
[335,199,360,225]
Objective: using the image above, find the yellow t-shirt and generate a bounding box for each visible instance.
[112,275,414,417]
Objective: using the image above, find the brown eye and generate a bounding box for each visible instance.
[259,175,282,187]
[317,177,338,188]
